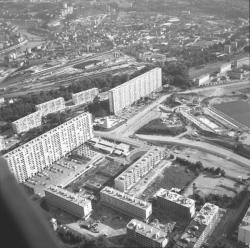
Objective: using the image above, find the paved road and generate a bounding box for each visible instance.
[97,79,250,140]
[135,134,250,168]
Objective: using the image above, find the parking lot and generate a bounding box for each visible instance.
[23,153,103,196]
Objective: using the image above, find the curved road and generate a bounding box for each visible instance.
[136,134,250,169]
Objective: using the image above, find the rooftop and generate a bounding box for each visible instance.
[101,186,151,209]
[46,185,91,206]
[154,188,195,209]
[116,146,164,182]
[127,219,169,245]
[177,203,219,248]
[108,67,161,92]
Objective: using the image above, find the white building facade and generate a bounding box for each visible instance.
[109,68,162,114]
[127,219,169,248]
[45,185,92,218]
[72,88,99,105]
[100,186,152,220]
[238,206,250,245]
[4,112,93,182]
[12,111,42,134]
[115,147,165,192]
[35,97,65,116]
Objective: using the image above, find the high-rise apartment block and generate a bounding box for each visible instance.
[45,185,92,218]
[108,68,162,114]
[35,97,65,116]
[154,188,196,219]
[12,111,42,134]
[175,203,219,248]
[100,186,152,220]
[0,135,5,151]
[4,112,93,182]
[127,219,169,248]
[115,147,165,192]
[238,206,250,245]
[72,88,99,105]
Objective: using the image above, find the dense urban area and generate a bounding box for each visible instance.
[0,0,250,248]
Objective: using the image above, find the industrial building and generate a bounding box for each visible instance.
[127,219,169,248]
[154,188,196,219]
[12,111,42,134]
[72,88,99,105]
[175,203,219,248]
[4,112,93,182]
[238,206,250,245]
[35,97,65,116]
[115,147,165,192]
[100,186,152,220]
[108,67,162,114]
[45,185,92,218]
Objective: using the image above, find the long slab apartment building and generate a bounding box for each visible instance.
[100,186,152,220]
[45,185,92,219]
[154,188,196,219]
[108,67,162,114]
[72,88,99,105]
[175,203,219,248]
[35,97,65,116]
[4,112,93,183]
[12,111,42,134]
[115,147,165,192]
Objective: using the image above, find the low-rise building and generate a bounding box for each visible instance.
[100,186,152,220]
[127,219,169,248]
[12,111,42,134]
[175,203,219,248]
[115,147,165,192]
[154,188,196,219]
[195,74,210,87]
[35,97,65,116]
[45,185,92,219]
[238,206,250,245]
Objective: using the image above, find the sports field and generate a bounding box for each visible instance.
[213,100,250,129]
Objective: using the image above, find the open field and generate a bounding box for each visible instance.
[183,174,244,198]
[213,100,250,129]
[140,164,197,201]
[174,147,250,179]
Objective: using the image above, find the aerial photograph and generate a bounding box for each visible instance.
[0,0,249,248]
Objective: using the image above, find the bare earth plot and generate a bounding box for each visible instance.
[140,164,197,201]
[183,174,244,198]
[176,148,250,178]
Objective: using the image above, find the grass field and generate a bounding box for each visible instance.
[213,100,250,129]
[141,165,197,200]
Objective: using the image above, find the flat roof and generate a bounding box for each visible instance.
[154,188,195,209]
[212,101,250,129]
[45,185,91,206]
[177,203,219,248]
[127,219,169,245]
[116,147,164,182]
[109,67,161,92]
[101,186,151,210]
